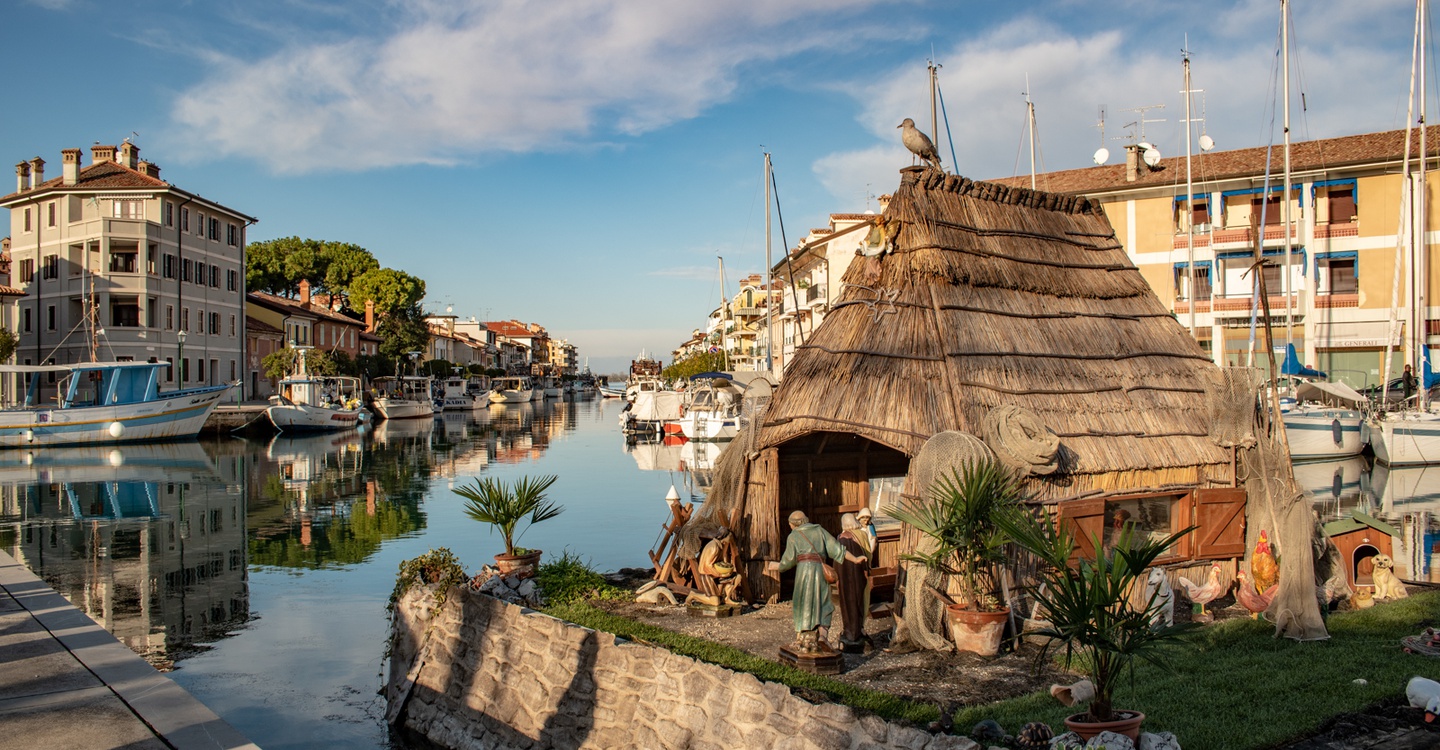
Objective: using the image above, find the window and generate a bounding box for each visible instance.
[108,246,138,273]
[19,259,34,283]
[198,359,205,383]
[196,212,204,236]
[182,358,189,383]
[1322,257,1359,295]
[210,312,220,335]
[147,298,157,328]
[146,244,157,274]
[230,360,236,381]
[166,305,174,331]
[46,305,55,331]
[162,254,177,279]
[110,297,141,328]
[112,200,143,219]
[1327,187,1356,224]
[229,314,236,337]
[42,255,58,280]
[166,357,173,382]
[1175,197,1210,232]
[21,308,30,333]
[182,258,192,283]
[165,201,174,227]
[227,269,238,291]
[1174,264,1212,301]
[319,326,325,346]
[47,202,55,228]
[197,308,205,335]
[1252,193,1283,225]
[181,308,189,332]
[210,264,219,288]
[23,208,30,233]
[209,217,219,241]
[226,223,238,246]
[181,207,189,233]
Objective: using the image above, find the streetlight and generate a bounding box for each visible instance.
[177,329,188,387]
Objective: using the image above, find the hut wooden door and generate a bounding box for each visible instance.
[805,467,859,535]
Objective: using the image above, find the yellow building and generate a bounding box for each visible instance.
[996,128,1440,389]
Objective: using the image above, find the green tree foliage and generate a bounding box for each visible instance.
[262,348,339,381]
[245,237,380,304]
[662,351,724,381]
[357,353,395,380]
[0,328,17,363]
[349,267,426,316]
[375,305,432,366]
[422,359,455,378]
[319,241,379,307]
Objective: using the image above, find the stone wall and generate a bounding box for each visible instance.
[387,587,978,750]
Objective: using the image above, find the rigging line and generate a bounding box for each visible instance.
[1285,4,1326,172]
[935,76,959,171]
[1248,33,1285,366]
[769,160,810,346]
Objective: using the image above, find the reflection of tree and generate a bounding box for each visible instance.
[248,499,418,568]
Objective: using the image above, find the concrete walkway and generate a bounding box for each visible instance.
[0,551,259,750]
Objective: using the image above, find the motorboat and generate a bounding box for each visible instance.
[669,373,741,441]
[0,361,233,447]
[371,376,435,420]
[1282,380,1367,461]
[489,376,533,404]
[625,376,665,403]
[540,376,562,399]
[266,348,365,432]
[439,374,487,411]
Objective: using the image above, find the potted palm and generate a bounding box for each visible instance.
[453,474,562,577]
[888,457,1026,655]
[994,510,1197,742]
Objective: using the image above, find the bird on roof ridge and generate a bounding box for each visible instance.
[898,118,942,171]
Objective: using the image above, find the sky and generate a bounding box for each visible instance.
[0,0,1429,374]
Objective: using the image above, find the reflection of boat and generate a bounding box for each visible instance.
[679,438,726,472]
[628,437,684,472]
[1371,463,1440,515]
[372,376,435,420]
[372,414,435,443]
[0,361,232,447]
[489,376,533,404]
[1294,455,1368,503]
[267,348,365,432]
[0,442,219,486]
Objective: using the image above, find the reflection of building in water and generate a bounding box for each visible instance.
[0,444,248,665]
[1304,458,1440,584]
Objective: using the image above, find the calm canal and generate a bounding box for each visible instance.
[1,397,1437,748]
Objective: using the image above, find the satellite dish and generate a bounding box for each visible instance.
[1138,142,1154,152]
[1199,134,1215,152]
[1093,147,1110,165]
[1143,147,1162,167]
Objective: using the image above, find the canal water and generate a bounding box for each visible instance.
[1,397,1437,748]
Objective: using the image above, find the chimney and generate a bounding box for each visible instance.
[15,162,29,193]
[136,160,160,179]
[28,157,44,188]
[1125,144,1140,183]
[298,279,311,306]
[364,300,375,333]
[119,139,139,169]
[91,144,116,164]
[61,148,81,185]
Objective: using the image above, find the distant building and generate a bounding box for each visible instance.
[0,142,255,393]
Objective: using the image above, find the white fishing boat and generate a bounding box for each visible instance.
[669,373,741,441]
[266,348,365,432]
[489,376,533,404]
[625,376,665,403]
[1366,411,1440,466]
[539,376,562,399]
[371,376,435,420]
[0,361,232,448]
[439,374,487,411]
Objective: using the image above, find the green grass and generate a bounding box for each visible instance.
[534,550,630,606]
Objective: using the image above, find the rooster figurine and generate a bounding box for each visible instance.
[1177,563,1232,620]
[1234,570,1278,618]
[1252,530,1280,593]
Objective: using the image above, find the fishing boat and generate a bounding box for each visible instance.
[439,373,487,411]
[0,361,232,447]
[539,376,562,399]
[266,348,365,432]
[668,373,741,441]
[371,376,435,420]
[489,376,534,404]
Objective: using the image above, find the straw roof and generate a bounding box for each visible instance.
[757,167,1230,492]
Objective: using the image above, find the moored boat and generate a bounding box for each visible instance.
[489,376,533,404]
[0,361,232,447]
[266,348,365,432]
[372,376,435,420]
[440,374,487,410]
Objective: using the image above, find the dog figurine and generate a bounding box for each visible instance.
[1143,567,1175,628]
[1371,554,1409,600]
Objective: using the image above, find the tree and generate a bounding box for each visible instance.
[375,304,431,365]
[320,242,379,308]
[262,348,338,381]
[0,328,17,363]
[245,237,380,304]
[349,267,426,316]
[662,351,724,381]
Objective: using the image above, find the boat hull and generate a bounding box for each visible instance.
[442,395,488,411]
[373,398,434,420]
[267,403,363,432]
[0,383,233,448]
[489,389,530,404]
[1284,408,1364,460]
[675,412,739,441]
[1368,412,1440,466]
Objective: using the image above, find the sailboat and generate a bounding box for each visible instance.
[1367,0,1440,467]
[1277,346,1367,460]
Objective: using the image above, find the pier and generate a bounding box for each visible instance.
[0,551,258,750]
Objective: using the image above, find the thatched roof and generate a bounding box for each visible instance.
[758,167,1229,491]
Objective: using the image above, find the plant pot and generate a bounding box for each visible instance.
[946,604,1008,656]
[1063,710,1145,743]
[494,549,542,578]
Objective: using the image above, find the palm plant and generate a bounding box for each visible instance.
[994,510,1197,724]
[453,474,562,557]
[887,457,1027,612]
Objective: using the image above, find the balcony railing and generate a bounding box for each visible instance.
[1313,222,1358,239]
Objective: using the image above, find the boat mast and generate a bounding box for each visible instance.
[1183,45,1198,340]
[1383,0,1423,406]
[718,255,729,372]
[1419,0,1430,411]
[929,60,941,161]
[1282,0,1295,364]
[764,152,773,375]
[1025,74,1037,190]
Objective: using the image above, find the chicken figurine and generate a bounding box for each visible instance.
[1234,569,1278,619]
[1177,563,1232,620]
[1252,530,1280,593]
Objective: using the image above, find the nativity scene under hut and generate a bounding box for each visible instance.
[660,164,1340,663]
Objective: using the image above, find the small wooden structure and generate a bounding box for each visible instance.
[1323,511,1399,591]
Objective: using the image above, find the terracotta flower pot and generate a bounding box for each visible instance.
[946,604,1009,656]
[1064,710,1145,743]
[494,549,542,578]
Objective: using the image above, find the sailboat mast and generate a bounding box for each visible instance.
[1382,0,1423,406]
[1025,74,1037,190]
[1282,0,1295,362]
[764,152,773,375]
[929,61,940,152]
[1184,48,1198,340]
[1419,0,1430,411]
[718,255,729,372]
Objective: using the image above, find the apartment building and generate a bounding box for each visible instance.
[993,128,1440,389]
[0,142,255,392]
[770,211,884,375]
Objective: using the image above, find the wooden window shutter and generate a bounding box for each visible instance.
[1192,488,1247,559]
[1056,496,1106,563]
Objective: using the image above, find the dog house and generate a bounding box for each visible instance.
[1323,512,1399,590]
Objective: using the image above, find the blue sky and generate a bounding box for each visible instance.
[0,0,1425,373]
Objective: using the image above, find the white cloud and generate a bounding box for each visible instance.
[171,0,888,173]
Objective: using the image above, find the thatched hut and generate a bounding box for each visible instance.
[691,167,1250,606]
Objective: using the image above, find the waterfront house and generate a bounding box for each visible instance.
[248,281,368,360]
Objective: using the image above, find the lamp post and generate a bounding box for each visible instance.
[177,329,188,387]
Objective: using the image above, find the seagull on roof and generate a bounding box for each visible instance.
[898,118,942,170]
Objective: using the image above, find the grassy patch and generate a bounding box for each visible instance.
[954,591,1440,747]
[534,551,630,606]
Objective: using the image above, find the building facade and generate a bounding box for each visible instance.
[0,143,254,393]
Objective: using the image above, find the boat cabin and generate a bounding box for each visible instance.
[0,362,170,410]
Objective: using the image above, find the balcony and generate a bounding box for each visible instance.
[1313,222,1359,239]
[1210,293,1305,319]
[1316,293,1359,309]
[805,285,827,308]
[1172,299,1213,315]
[1209,223,1300,251]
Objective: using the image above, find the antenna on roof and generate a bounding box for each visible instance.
[1093,105,1110,164]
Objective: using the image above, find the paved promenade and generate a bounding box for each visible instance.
[0,551,259,750]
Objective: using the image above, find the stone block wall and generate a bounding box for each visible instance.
[387,587,978,750]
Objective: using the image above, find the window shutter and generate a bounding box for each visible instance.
[1192,488,1247,559]
[1056,496,1106,563]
